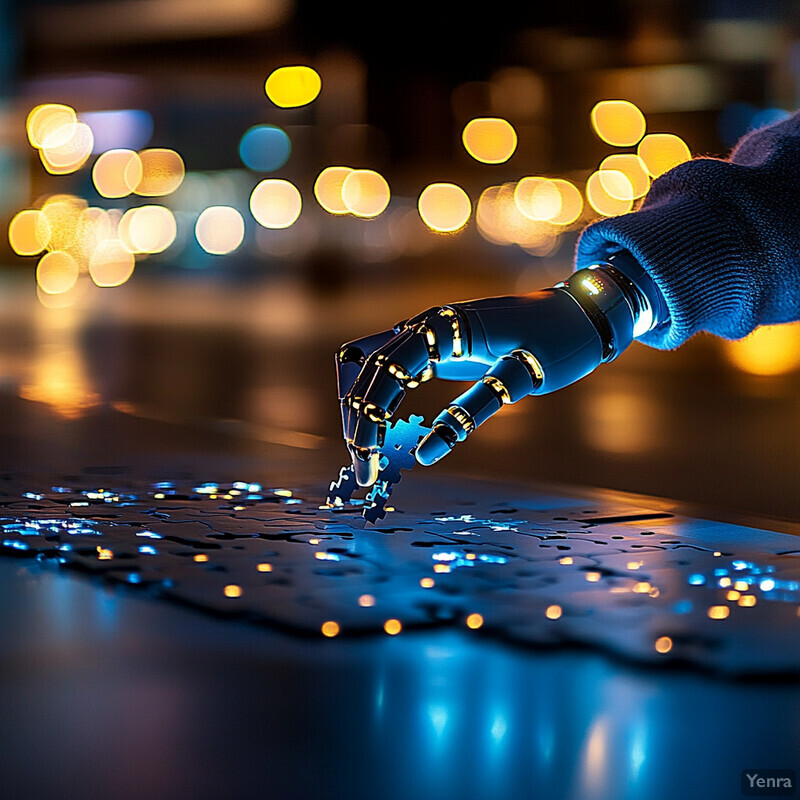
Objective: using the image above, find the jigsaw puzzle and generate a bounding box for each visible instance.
[2,462,800,675]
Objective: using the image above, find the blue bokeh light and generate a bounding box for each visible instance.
[238,125,291,172]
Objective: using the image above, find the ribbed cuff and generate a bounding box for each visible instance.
[575,197,759,350]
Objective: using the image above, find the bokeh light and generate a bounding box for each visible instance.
[723,323,800,376]
[89,240,136,287]
[92,149,143,198]
[341,169,390,218]
[195,206,245,254]
[250,179,302,229]
[599,154,650,199]
[238,125,291,172]
[417,183,471,232]
[26,104,76,149]
[314,166,353,215]
[548,179,584,226]
[586,170,634,216]
[655,636,673,654]
[8,210,51,256]
[119,205,177,254]
[590,100,646,146]
[40,122,94,175]
[40,195,87,253]
[265,65,322,108]
[466,613,484,629]
[321,621,340,638]
[135,149,185,196]
[514,177,562,222]
[36,251,79,295]
[462,117,518,164]
[637,133,691,178]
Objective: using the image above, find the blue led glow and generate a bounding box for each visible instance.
[128,573,142,584]
[136,531,162,539]
[238,125,291,172]
[479,554,508,564]
[3,539,28,550]
[673,600,693,614]
[138,545,157,555]
[688,574,705,585]
[714,568,728,577]
[23,492,44,500]
[732,560,750,571]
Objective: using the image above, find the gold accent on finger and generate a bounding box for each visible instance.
[483,375,511,404]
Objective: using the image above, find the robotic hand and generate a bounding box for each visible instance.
[337,250,669,488]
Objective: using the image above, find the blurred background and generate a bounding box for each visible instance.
[1,0,800,521]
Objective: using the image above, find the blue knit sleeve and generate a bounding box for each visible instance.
[574,112,800,349]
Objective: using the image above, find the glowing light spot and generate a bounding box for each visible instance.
[383,618,402,635]
[27,104,76,149]
[89,239,135,287]
[194,554,208,562]
[36,251,79,295]
[514,177,561,222]
[420,577,435,588]
[433,564,450,574]
[586,170,633,217]
[321,620,340,637]
[238,125,291,172]
[760,578,776,591]
[655,636,673,653]
[40,195,87,252]
[714,551,722,557]
[314,166,353,215]
[308,538,320,545]
[719,577,732,588]
[466,613,484,629]
[136,149,185,196]
[590,100,646,146]
[250,178,302,229]
[40,121,94,174]
[585,571,601,582]
[358,594,376,607]
[257,562,273,572]
[599,154,650,199]
[723,323,800,376]
[118,205,176,256]
[265,65,322,108]
[548,179,584,226]
[545,605,562,620]
[627,561,642,570]
[9,210,50,256]
[708,605,730,620]
[92,149,143,198]
[734,580,750,592]
[97,547,113,560]
[633,581,652,593]
[417,182,471,233]
[224,584,242,598]
[559,557,573,565]
[274,489,293,497]
[726,590,741,601]
[738,595,757,607]
[462,117,517,164]
[341,169,390,218]
[195,206,245,255]
[637,133,691,178]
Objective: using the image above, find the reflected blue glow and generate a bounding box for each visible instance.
[138,545,157,555]
[136,531,162,539]
[82,109,153,153]
[428,704,448,738]
[238,125,291,172]
[490,713,508,741]
[688,574,705,585]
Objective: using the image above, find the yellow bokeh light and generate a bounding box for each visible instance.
[417,182,471,232]
[738,595,757,607]
[89,240,135,288]
[92,149,143,198]
[9,210,50,256]
[40,195,87,252]
[321,621,340,637]
[466,613,484,629]
[655,636,673,654]
[120,205,176,254]
[40,122,94,175]
[599,154,650,199]
[637,133,691,178]
[36,251,79,295]
[136,149,185,196]
[585,571,601,582]
[708,605,730,620]
[26,104,76,149]
[383,618,402,635]
[358,594,376,607]
[341,169,390,218]
[257,562,273,572]
[265,65,322,108]
[590,100,646,147]
[545,605,563,620]
[586,170,634,217]
[195,206,245,255]
[194,554,209,563]
[462,117,517,164]
[250,179,302,229]
[548,179,584,226]
[723,323,800,376]
[224,585,243,598]
[420,577,435,588]
[559,557,573,565]
[514,177,562,222]
[314,166,353,215]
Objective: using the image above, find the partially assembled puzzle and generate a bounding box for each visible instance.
[1,418,799,675]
